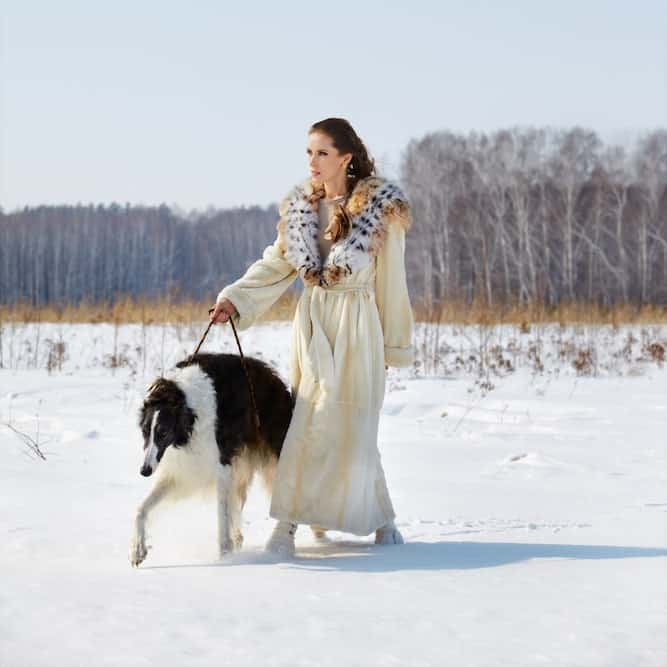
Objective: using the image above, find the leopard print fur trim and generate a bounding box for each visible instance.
[276,175,412,287]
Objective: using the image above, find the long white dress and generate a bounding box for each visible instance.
[217,179,414,535]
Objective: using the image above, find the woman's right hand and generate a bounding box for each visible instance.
[209,298,238,324]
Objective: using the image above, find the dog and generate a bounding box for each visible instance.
[129,352,293,567]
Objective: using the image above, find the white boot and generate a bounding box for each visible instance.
[375,519,404,545]
[265,520,298,557]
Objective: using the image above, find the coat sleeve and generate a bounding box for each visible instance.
[216,228,298,331]
[374,212,415,367]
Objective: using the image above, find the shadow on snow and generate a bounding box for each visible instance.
[140,540,667,572]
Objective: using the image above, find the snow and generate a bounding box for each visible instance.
[1,321,666,666]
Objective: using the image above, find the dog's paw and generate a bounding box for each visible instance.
[232,531,244,551]
[129,539,148,567]
[218,539,234,559]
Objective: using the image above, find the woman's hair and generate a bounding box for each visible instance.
[307,117,377,243]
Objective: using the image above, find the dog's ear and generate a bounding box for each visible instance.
[138,401,149,428]
[146,377,170,404]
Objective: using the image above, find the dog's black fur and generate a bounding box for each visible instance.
[174,352,293,465]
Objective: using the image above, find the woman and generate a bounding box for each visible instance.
[209,117,415,556]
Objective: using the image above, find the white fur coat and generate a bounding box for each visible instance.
[276,175,412,287]
[216,173,414,535]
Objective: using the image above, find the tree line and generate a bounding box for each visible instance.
[1,127,665,308]
[401,127,667,307]
[0,203,279,306]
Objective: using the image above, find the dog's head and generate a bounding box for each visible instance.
[138,377,196,477]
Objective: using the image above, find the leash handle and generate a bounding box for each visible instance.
[200,308,261,432]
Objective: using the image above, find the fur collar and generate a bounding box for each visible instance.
[276,175,412,287]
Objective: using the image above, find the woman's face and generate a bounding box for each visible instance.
[307,131,352,184]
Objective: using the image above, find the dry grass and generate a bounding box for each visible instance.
[412,298,667,326]
[1,295,665,382]
[0,292,302,325]
[1,295,666,326]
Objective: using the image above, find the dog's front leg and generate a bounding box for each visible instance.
[130,479,173,567]
[216,464,234,558]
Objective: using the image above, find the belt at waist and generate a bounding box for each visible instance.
[306,284,374,295]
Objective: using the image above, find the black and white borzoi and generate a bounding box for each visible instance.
[129,352,293,567]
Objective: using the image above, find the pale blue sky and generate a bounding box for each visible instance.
[1,0,665,213]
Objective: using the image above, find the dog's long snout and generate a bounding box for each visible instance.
[141,440,159,477]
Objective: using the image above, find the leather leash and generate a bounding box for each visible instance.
[190,308,261,432]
